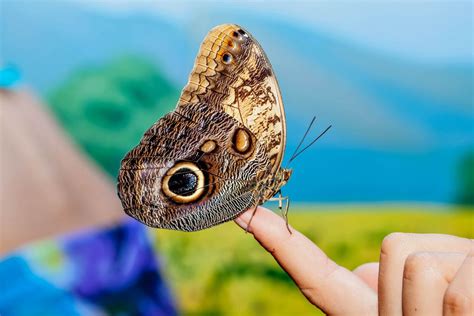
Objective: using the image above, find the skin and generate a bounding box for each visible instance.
[235,206,473,316]
[0,90,123,255]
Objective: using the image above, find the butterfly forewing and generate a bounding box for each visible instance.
[178,24,286,174]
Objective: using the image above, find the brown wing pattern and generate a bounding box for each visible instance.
[118,102,272,231]
[117,24,289,231]
[177,24,286,174]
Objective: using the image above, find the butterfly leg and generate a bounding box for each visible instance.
[283,195,291,234]
[278,190,291,234]
[278,190,283,210]
[268,190,284,213]
[245,203,259,233]
[269,191,291,234]
[245,187,267,233]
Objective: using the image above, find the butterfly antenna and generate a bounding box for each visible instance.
[287,116,316,165]
[288,125,332,164]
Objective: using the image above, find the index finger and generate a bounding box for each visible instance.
[235,207,377,316]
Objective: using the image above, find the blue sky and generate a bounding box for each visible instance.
[74,0,473,63]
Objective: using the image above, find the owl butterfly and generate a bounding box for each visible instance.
[118,24,292,231]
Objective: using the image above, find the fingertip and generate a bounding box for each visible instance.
[353,262,379,292]
[235,206,292,234]
[353,262,380,274]
[234,206,274,233]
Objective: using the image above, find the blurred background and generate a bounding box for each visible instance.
[1,0,473,315]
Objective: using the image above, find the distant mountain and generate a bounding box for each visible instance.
[2,1,472,203]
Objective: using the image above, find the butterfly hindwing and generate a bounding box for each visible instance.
[118,103,272,230]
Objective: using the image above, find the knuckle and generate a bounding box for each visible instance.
[403,252,436,282]
[300,286,318,304]
[381,232,406,257]
[444,289,473,315]
[323,260,342,281]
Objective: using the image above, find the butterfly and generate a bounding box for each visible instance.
[117,24,293,231]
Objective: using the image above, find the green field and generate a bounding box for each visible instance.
[148,204,473,316]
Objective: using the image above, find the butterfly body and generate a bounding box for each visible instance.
[257,168,293,203]
[118,24,291,231]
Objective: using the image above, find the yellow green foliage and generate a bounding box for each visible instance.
[149,205,473,316]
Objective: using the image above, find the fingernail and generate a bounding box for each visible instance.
[234,217,245,229]
[239,209,252,223]
[234,210,252,230]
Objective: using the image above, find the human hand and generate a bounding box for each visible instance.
[235,207,473,315]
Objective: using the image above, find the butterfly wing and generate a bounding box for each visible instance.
[118,103,272,231]
[117,24,286,231]
[178,24,286,174]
